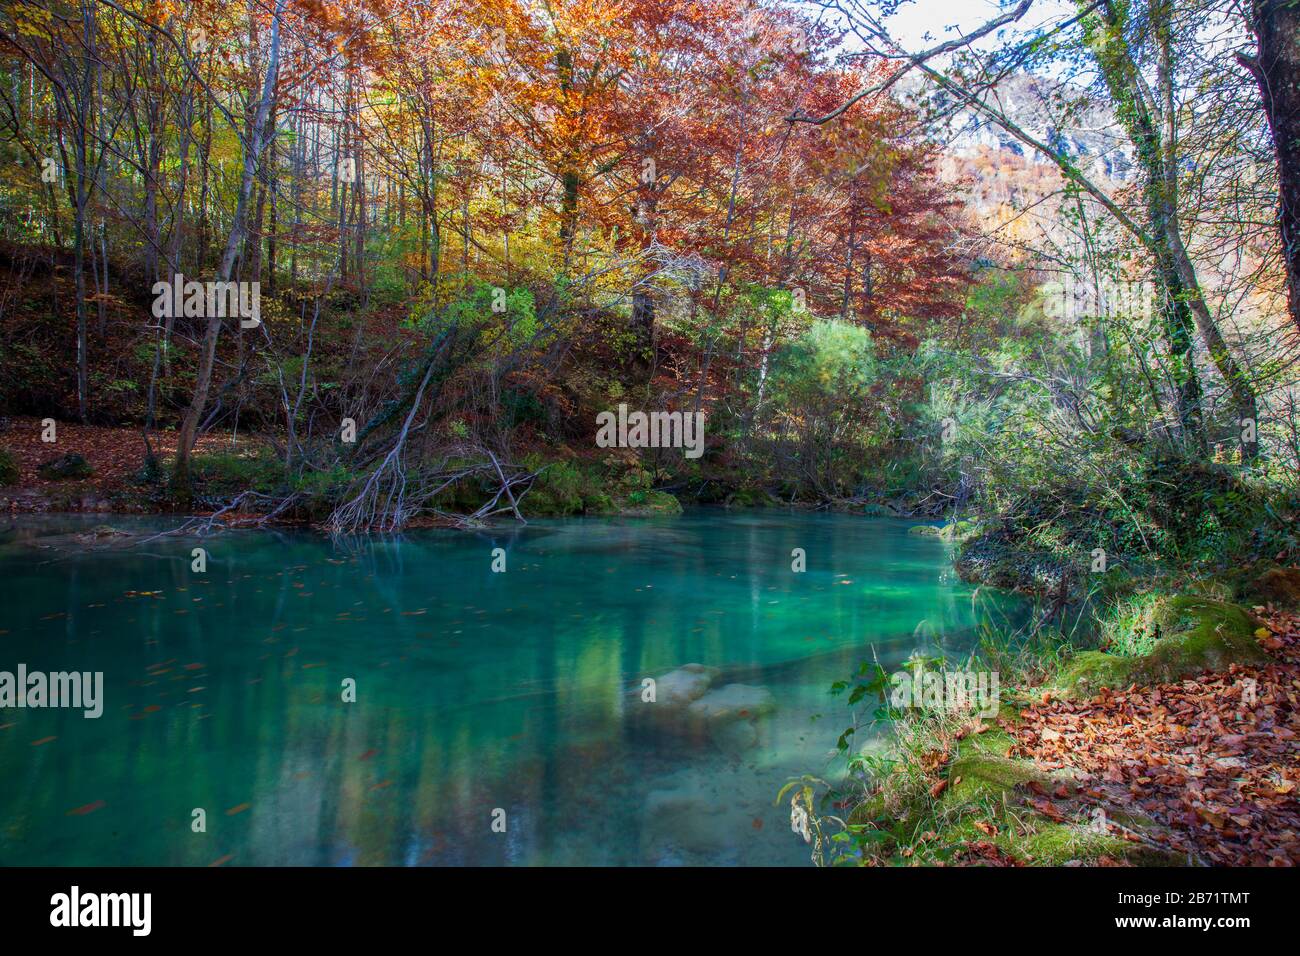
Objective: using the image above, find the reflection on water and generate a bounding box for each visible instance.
[0,511,1019,866]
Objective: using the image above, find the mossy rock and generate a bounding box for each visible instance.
[946,752,1059,803]
[940,750,1183,865]
[1055,596,1268,697]
[909,519,978,542]
[846,792,889,828]
[620,489,682,516]
[37,453,94,481]
[1020,820,1184,866]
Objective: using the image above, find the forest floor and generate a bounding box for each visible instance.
[0,415,248,514]
[999,602,1300,866]
[852,594,1300,867]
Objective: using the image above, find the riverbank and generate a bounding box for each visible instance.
[0,416,687,523]
[808,568,1300,867]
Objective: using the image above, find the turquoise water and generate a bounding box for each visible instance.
[0,511,1017,866]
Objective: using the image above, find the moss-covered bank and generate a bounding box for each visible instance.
[810,572,1292,867]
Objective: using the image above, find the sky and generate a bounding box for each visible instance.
[796,0,1078,54]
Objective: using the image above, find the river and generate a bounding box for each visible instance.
[0,511,1018,865]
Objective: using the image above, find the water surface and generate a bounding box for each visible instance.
[0,511,1016,866]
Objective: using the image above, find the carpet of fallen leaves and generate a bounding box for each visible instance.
[1,416,243,510]
[1006,606,1300,866]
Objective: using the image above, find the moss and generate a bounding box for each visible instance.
[1056,596,1268,697]
[846,791,889,829]
[621,489,683,516]
[1018,821,1145,864]
[961,725,1017,758]
[520,458,589,516]
[909,520,979,541]
[946,752,1055,803]
[1055,651,1140,697]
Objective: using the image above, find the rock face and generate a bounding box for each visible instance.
[630,665,775,754]
[37,453,94,481]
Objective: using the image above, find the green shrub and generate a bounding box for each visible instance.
[0,447,19,485]
[191,451,286,496]
[37,453,94,481]
[523,459,585,515]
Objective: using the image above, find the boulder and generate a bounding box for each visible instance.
[637,663,718,711]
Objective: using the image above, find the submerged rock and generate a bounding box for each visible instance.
[686,683,776,723]
[640,663,718,711]
[643,786,731,855]
[630,667,776,754]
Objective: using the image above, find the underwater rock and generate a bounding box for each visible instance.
[643,786,730,854]
[640,663,718,711]
[707,716,759,754]
[686,683,776,723]
[630,668,775,754]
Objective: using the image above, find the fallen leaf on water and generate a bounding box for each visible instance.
[66,800,105,816]
[225,803,251,816]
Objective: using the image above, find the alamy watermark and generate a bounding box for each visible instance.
[595,403,705,459]
[151,273,261,328]
[1044,275,1155,322]
[889,659,1000,718]
[50,886,150,936]
[0,664,103,718]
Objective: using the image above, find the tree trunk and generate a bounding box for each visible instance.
[172,0,286,498]
[1241,0,1300,336]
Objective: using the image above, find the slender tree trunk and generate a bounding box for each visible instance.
[173,0,287,497]
[1241,0,1300,336]
[1090,0,1256,457]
